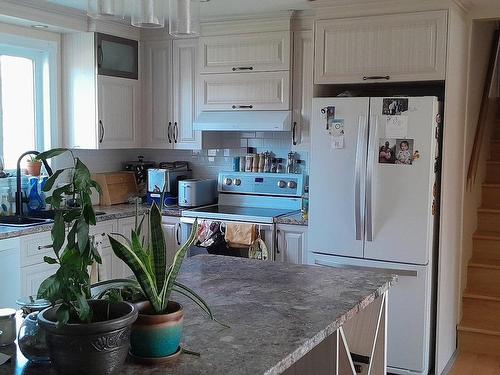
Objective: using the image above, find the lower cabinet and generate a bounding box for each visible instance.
[162,216,182,265]
[275,224,308,264]
[0,238,21,308]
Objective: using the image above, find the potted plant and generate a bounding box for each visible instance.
[26,155,42,176]
[34,148,138,375]
[104,202,227,362]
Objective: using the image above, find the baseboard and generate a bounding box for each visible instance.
[439,349,459,375]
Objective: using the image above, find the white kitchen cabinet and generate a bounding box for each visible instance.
[292,30,313,149]
[62,32,141,149]
[0,238,21,308]
[142,38,201,149]
[21,262,59,299]
[162,216,182,265]
[97,76,140,148]
[199,71,290,111]
[314,11,447,84]
[172,39,202,149]
[97,245,113,282]
[199,31,290,74]
[275,224,308,264]
[142,40,174,148]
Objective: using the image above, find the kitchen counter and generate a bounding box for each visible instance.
[275,211,308,226]
[0,255,396,375]
[0,204,183,240]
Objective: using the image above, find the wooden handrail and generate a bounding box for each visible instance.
[466,30,500,190]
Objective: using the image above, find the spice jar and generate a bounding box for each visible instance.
[0,308,17,346]
[245,154,254,172]
[252,154,259,172]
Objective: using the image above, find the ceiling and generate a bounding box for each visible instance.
[46,0,311,19]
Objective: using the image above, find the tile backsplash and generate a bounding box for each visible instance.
[63,131,309,181]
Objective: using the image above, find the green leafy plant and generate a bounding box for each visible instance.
[35,148,103,325]
[27,155,41,163]
[107,203,226,325]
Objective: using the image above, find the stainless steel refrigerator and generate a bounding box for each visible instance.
[308,97,440,375]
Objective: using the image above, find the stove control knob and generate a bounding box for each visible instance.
[287,181,297,189]
[234,178,241,186]
[278,180,286,188]
[224,178,233,186]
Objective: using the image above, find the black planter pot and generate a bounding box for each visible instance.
[38,300,138,375]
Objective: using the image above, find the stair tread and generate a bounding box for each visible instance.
[483,183,500,187]
[487,160,500,164]
[463,291,500,302]
[478,207,500,213]
[458,320,500,336]
[469,258,500,269]
[473,230,500,240]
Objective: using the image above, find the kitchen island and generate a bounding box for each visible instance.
[0,255,396,375]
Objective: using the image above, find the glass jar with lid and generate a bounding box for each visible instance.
[16,297,51,362]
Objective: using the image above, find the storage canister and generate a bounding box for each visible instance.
[0,308,17,346]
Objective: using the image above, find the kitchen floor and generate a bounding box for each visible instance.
[449,352,500,374]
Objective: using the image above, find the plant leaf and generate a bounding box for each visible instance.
[51,211,65,256]
[160,220,198,311]
[72,291,92,323]
[76,219,89,254]
[64,209,81,223]
[43,256,58,265]
[149,202,167,292]
[37,274,60,301]
[56,304,70,327]
[43,168,69,192]
[90,180,102,194]
[36,148,68,161]
[108,235,162,311]
[73,158,91,191]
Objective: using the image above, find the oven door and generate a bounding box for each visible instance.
[180,217,275,260]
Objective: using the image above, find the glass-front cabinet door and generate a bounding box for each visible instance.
[96,33,138,79]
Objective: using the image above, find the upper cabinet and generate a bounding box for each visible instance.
[142,38,201,149]
[314,11,448,84]
[62,32,140,149]
[199,31,290,74]
[198,30,292,112]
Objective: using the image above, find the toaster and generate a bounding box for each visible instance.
[178,179,217,208]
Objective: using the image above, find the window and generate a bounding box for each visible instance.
[0,37,57,170]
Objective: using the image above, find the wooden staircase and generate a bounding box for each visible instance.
[458,108,500,355]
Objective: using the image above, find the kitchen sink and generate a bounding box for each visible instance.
[0,216,52,227]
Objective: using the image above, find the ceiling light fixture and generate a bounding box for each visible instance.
[31,24,49,29]
[168,0,202,38]
[87,0,124,19]
[131,0,165,28]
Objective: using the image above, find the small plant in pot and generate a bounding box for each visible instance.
[102,202,227,362]
[34,148,138,375]
[26,155,42,176]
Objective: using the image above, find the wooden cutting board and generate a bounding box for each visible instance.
[92,172,138,206]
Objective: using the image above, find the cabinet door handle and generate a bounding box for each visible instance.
[232,105,253,109]
[176,223,181,246]
[174,122,178,144]
[167,122,172,143]
[362,75,390,81]
[99,120,105,143]
[97,45,104,68]
[276,230,281,255]
[232,67,253,71]
[38,244,53,250]
[292,121,297,146]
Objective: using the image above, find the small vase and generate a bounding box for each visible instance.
[131,301,183,359]
[18,312,50,363]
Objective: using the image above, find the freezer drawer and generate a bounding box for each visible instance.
[310,253,433,375]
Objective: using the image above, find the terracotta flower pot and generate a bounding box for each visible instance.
[26,161,42,176]
[131,301,184,359]
[38,300,138,375]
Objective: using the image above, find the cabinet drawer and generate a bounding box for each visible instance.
[200,31,290,73]
[199,71,290,111]
[314,11,447,84]
[21,232,55,267]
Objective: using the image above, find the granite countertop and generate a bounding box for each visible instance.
[0,204,182,240]
[275,211,308,226]
[0,255,396,375]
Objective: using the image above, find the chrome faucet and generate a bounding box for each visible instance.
[15,151,53,216]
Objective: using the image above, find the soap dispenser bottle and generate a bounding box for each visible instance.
[27,177,43,213]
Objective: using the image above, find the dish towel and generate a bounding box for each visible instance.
[225,223,257,248]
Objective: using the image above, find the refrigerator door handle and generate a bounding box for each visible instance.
[314,259,418,277]
[366,115,378,242]
[354,115,367,241]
